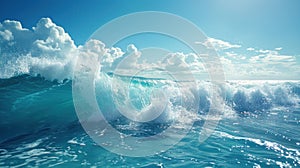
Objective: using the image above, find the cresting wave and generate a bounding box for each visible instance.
[94,73,300,121]
[0,74,299,142]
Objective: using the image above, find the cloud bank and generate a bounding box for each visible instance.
[0,18,299,81]
[0,18,77,81]
[220,45,299,80]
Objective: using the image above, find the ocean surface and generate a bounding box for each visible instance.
[0,74,300,167]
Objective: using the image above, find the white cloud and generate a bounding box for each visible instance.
[0,18,299,81]
[0,18,77,81]
[197,37,241,50]
[220,47,299,79]
[224,51,239,59]
[246,47,255,51]
[0,29,13,41]
[249,54,295,64]
[257,49,271,54]
[115,44,142,70]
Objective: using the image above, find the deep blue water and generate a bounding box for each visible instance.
[0,75,300,167]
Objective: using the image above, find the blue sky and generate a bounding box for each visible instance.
[1,0,299,51]
[0,0,299,79]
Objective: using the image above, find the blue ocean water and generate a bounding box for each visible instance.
[0,74,299,167]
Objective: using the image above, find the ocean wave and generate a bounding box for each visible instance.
[1,75,299,142]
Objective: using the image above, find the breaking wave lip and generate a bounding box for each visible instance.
[1,74,300,118]
[2,78,299,140]
[97,72,300,115]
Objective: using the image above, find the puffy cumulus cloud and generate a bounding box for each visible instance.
[0,18,76,57]
[117,44,142,69]
[161,52,205,72]
[79,39,121,63]
[80,39,124,69]
[0,29,13,41]
[0,18,77,81]
[196,37,241,51]
[103,48,209,80]
[0,18,143,81]
[31,18,76,59]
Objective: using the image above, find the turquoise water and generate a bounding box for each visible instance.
[0,75,300,167]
